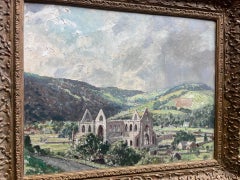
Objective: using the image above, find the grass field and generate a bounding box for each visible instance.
[180,152,212,161]
[29,134,71,154]
[154,127,214,134]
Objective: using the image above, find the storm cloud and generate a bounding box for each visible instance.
[24,4,216,92]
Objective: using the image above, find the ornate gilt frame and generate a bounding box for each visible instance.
[0,0,239,179]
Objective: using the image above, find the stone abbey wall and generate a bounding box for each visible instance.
[76,108,157,149]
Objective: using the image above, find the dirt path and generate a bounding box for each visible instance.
[35,155,96,172]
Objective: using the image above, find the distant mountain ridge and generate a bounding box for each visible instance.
[24,73,214,128]
[24,73,142,122]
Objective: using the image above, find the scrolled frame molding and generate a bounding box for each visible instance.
[0,0,239,179]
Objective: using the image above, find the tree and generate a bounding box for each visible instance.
[105,141,141,166]
[173,152,182,160]
[59,122,78,139]
[172,131,196,145]
[75,133,109,161]
[33,145,41,155]
[24,135,34,153]
[52,121,64,134]
[204,133,208,142]
[153,101,162,110]
[24,135,32,148]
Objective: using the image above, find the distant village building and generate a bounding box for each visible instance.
[75,108,157,149]
[177,141,190,150]
[177,141,196,150]
[182,121,190,128]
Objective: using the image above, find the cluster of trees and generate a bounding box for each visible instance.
[26,120,79,139]
[172,131,196,146]
[152,113,187,127]
[155,105,192,114]
[75,133,110,162]
[24,135,50,155]
[24,135,35,153]
[191,105,214,128]
[152,105,214,128]
[72,133,142,166]
[105,141,141,166]
[58,122,78,139]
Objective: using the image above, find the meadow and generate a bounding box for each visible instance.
[29,134,71,154]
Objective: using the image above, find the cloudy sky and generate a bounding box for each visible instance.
[24,3,216,92]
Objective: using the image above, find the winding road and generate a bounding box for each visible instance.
[35,155,96,172]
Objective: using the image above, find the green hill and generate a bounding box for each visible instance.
[109,83,214,128]
[24,73,143,123]
[24,73,214,128]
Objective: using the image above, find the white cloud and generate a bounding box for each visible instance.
[24,27,64,77]
[24,3,216,91]
[117,71,145,91]
[76,36,93,48]
[25,5,59,25]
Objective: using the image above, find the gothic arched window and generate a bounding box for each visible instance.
[125,124,128,131]
[134,124,137,131]
[82,125,85,133]
[144,134,150,145]
[130,124,133,131]
[136,138,139,147]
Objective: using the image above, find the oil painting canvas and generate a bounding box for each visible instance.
[24,3,216,175]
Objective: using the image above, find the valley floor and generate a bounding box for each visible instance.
[24,126,214,175]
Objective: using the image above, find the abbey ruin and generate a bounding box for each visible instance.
[76,108,157,149]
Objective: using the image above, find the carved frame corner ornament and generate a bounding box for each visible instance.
[0,0,239,179]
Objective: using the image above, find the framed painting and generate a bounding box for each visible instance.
[23,1,217,176]
[0,0,239,179]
